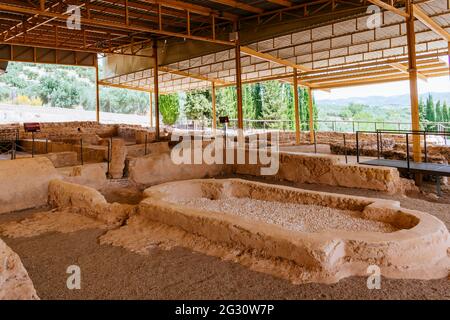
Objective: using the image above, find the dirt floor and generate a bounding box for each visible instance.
[1,176,449,300]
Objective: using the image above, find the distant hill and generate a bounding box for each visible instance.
[317,92,450,108]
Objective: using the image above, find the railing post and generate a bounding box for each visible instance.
[108,137,112,177]
[311,131,315,153]
[31,132,35,158]
[356,131,360,163]
[80,138,84,165]
[377,131,380,159]
[423,132,427,163]
[11,139,15,160]
[380,132,383,156]
[145,134,148,156]
[343,133,348,164]
[406,133,410,171]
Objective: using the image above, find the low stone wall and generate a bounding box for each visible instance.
[48,180,134,226]
[235,152,404,194]
[0,158,61,214]
[126,141,170,158]
[58,163,108,190]
[37,151,78,168]
[127,152,229,187]
[0,238,39,299]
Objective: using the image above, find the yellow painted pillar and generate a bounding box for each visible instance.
[406,0,421,163]
[293,69,300,145]
[212,82,217,132]
[95,55,100,123]
[307,87,315,144]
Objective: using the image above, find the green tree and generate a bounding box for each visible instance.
[443,101,449,122]
[159,93,180,125]
[184,90,211,120]
[253,83,263,120]
[418,97,426,123]
[425,94,435,122]
[435,100,443,122]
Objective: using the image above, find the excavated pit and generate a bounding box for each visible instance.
[104,178,449,284]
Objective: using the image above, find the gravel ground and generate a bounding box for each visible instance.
[178,197,397,233]
[3,229,449,300]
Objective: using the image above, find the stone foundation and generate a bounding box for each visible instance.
[0,158,61,214]
[0,238,39,299]
[48,180,135,226]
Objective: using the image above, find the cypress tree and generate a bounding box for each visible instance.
[435,100,443,122]
[425,94,435,122]
[443,101,449,122]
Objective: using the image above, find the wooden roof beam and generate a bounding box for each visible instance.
[208,0,263,14]
[266,0,292,7]
[159,66,233,86]
[144,0,238,20]
[412,4,450,42]
[366,0,409,18]
[388,62,428,82]
[0,3,235,46]
[240,46,311,72]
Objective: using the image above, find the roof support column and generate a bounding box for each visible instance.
[94,54,100,123]
[211,82,217,133]
[149,92,153,127]
[153,39,160,140]
[406,0,421,163]
[235,34,243,131]
[307,87,315,144]
[293,68,300,145]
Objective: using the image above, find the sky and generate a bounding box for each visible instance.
[314,75,450,101]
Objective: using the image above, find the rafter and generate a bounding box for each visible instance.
[159,66,233,86]
[240,46,311,72]
[412,4,450,42]
[388,62,428,82]
[0,3,235,46]
[208,0,263,14]
[266,0,292,7]
[366,0,409,18]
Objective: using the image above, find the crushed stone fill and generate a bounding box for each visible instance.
[178,197,398,233]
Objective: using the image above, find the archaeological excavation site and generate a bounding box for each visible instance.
[0,0,449,305]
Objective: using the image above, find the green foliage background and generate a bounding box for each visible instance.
[1,62,448,129]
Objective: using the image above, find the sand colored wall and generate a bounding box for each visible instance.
[235,152,403,194]
[0,238,39,299]
[48,180,134,226]
[0,157,61,214]
[127,152,229,187]
[126,141,170,158]
[57,163,107,190]
[37,151,78,168]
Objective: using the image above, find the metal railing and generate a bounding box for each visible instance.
[173,119,450,134]
[356,129,449,170]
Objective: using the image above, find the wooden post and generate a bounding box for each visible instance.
[153,39,160,140]
[235,37,243,131]
[149,92,153,127]
[406,0,421,163]
[211,82,217,132]
[293,68,300,145]
[94,54,100,123]
[307,87,315,144]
